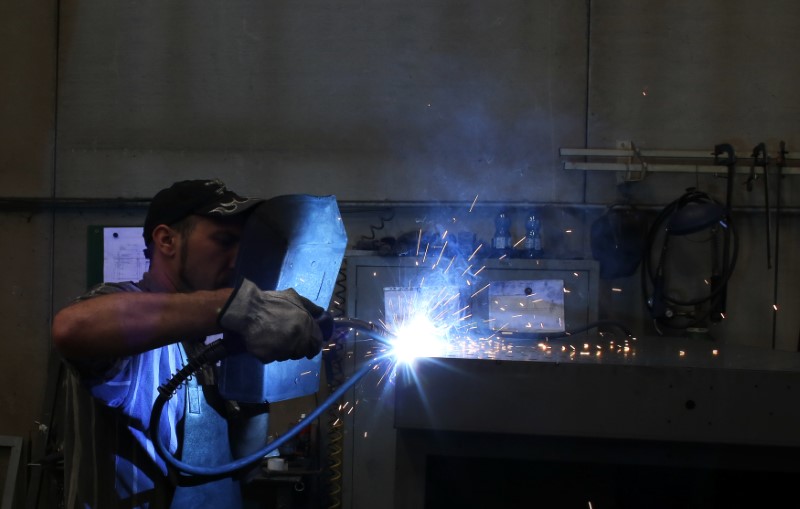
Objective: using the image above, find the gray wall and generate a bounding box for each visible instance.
[0,0,58,485]
[3,0,800,501]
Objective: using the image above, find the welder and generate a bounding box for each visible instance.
[51,179,329,508]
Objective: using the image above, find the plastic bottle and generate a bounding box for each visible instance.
[491,211,514,258]
[522,212,544,259]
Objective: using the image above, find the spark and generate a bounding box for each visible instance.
[454,305,471,315]
[416,229,423,256]
[612,288,622,292]
[376,361,394,386]
[468,243,483,261]
[470,283,491,299]
[513,236,525,248]
[434,240,447,267]
[469,194,479,212]
[773,304,779,311]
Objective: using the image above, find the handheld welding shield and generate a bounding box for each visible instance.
[217,194,347,403]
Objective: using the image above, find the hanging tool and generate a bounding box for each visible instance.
[710,144,736,323]
[748,143,772,269]
[772,141,786,351]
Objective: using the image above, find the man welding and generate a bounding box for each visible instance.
[52,179,328,508]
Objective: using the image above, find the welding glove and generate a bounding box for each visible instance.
[218,278,327,363]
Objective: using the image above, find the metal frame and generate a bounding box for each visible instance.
[0,436,22,509]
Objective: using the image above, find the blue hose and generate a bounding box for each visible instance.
[150,319,392,478]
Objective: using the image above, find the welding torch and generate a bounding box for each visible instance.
[149,315,393,479]
[331,316,393,346]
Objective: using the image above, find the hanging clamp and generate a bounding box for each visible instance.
[713,143,737,175]
[746,142,767,192]
[627,142,648,182]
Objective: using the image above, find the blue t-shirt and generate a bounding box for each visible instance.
[62,281,188,508]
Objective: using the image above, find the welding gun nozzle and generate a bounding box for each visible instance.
[332,317,394,346]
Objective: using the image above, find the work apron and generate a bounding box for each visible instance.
[170,375,243,509]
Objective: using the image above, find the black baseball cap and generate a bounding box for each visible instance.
[143,179,262,247]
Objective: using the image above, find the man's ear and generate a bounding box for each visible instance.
[151,224,179,258]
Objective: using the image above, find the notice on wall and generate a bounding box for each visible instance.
[103,227,149,283]
[488,279,565,333]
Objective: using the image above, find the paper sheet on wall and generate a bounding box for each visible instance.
[103,227,149,283]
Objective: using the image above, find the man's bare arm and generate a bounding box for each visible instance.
[52,289,234,359]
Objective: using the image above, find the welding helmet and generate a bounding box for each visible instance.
[590,204,647,279]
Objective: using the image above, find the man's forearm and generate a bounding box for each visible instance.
[52,289,234,359]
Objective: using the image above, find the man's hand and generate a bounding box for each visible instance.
[218,278,327,363]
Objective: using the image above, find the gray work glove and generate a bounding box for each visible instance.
[218,278,325,363]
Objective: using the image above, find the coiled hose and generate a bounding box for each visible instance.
[323,264,348,508]
[641,190,739,330]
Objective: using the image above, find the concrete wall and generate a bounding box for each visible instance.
[0,0,58,496]
[3,0,800,503]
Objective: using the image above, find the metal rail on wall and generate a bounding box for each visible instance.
[560,144,800,181]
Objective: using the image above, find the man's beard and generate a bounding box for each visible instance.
[177,243,196,292]
[177,244,233,291]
